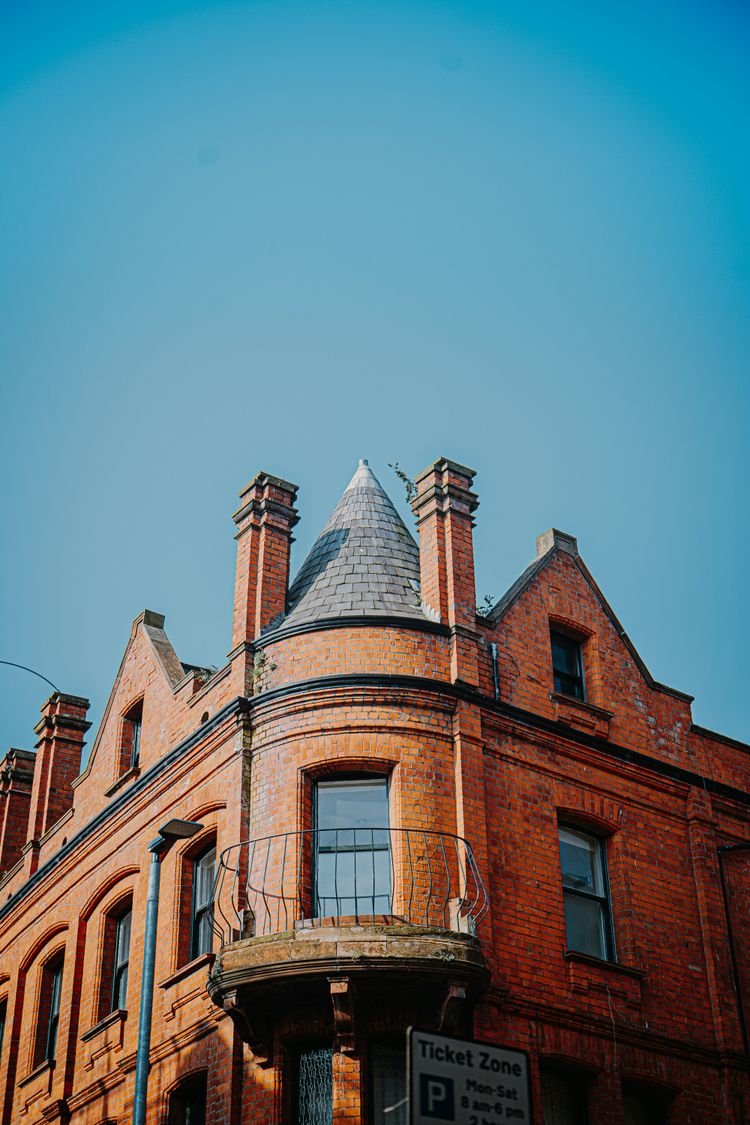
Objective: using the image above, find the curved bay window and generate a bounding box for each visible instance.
[191,845,216,960]
[558,826,614,961]
[313,778,391,920]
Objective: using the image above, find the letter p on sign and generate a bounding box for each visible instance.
[419,1074,455,1120]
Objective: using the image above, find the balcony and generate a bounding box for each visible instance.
[207,828,489,1062]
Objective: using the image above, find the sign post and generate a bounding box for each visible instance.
[408,1029,531,1125]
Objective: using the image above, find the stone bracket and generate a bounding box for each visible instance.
[329,975,357,1054]
[222,989,272,1068]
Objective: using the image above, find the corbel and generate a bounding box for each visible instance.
[222,989,272,1068]
[438,980,469,1035]
[328,976,357,1054]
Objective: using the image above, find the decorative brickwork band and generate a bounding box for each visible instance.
[232,472,299,647]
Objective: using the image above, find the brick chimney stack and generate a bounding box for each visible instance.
[0,748,36,875]
[231,472,300,649]
[27,693,90,848]
[411,458,479,686]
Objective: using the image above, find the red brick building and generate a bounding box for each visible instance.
[0,457,748,1125]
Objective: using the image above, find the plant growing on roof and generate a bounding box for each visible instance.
[252,650,277,694]
[476,594,496,618]
[388,462,417,504]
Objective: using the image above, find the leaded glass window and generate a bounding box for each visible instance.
[297,1046,333,1125]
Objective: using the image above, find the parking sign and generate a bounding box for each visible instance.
[408,1029,531,1125]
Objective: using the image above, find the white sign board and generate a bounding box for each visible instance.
[408,1029,531,1125]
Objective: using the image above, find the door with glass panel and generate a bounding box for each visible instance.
[313,778,391,920]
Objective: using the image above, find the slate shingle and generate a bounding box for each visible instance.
[264,460,427,632]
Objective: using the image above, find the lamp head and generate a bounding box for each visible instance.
[149,818,203,854]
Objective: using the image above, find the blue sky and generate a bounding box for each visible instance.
[2,0,749,757]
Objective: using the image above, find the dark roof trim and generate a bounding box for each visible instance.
[253,673,750,806]
[691,724,750,755]
[487,545,693,704]
[0,695,250,925]
[486,553,550,625]
[254,614,450,648]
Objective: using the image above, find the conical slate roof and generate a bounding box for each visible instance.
[270,460,427,631]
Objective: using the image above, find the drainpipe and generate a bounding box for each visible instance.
[132,819,203,1125]
[490,643,500,701]
[717,841,750,1060]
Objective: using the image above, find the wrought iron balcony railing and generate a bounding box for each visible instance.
[211,828,489,945]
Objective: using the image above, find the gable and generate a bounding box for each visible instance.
[74,610,188,796]
[488,531,694,758]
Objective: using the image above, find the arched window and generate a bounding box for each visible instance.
[119,700,143,775]
[190,845,216,960]
[34,951,64,1066]
[111,905,132,1011]
[98,897,133,1020]
[540,1063,591,1125]
[313,777,391,920]
[168,1071,207,1125]
[558,826,615,961]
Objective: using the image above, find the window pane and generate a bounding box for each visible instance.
[541,1069,588,1125]
[130,718,141,766]
[371,1043,407,1125]
[115,910,132,964]
[563,894,606,959]
[195,849,216,909]
[316,780,389,831]
[46,963,63,1060]
[114,965,128,1010]
[551,635,579,676]
[559,831,603,895]
[192,847,216,958]
[297,1047,333,1125]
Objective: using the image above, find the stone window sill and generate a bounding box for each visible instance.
[104,765,141,797]
[159,951,214,990]
[19,1058,55,1088]
[551,693,613,738]
[81,1008,127,1042]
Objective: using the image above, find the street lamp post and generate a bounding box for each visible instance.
[132,818,203,1125]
